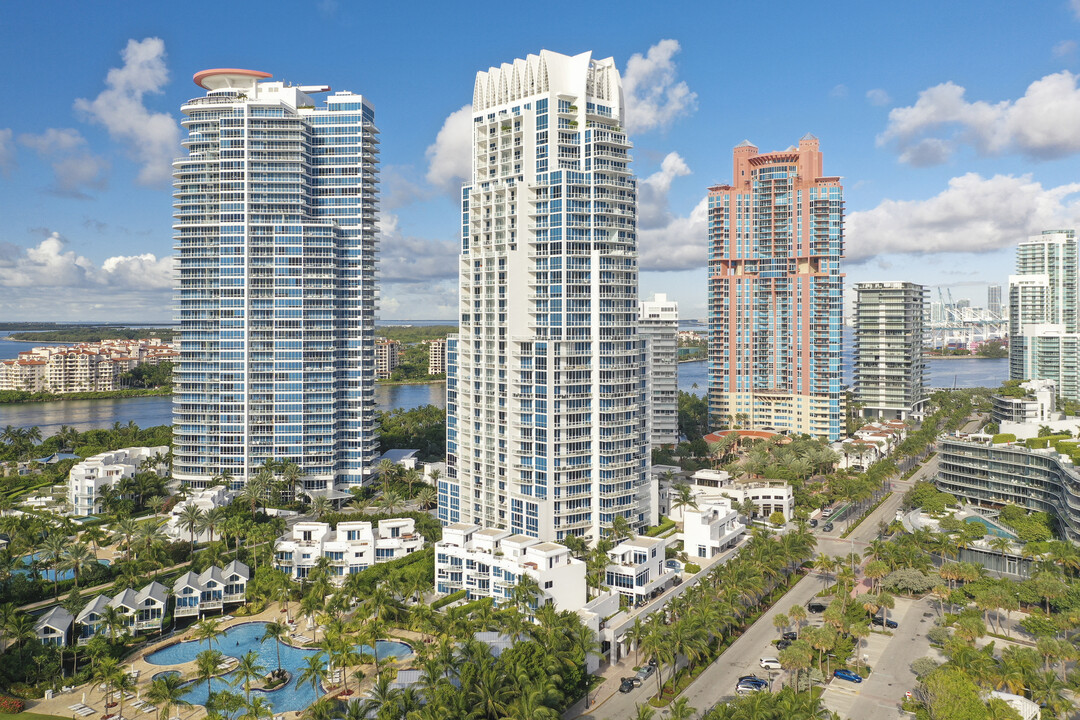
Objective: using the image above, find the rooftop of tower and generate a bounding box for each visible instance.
[193,68,272,90]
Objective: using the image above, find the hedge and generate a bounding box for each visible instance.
[432,589,466,610]
[645,516,676,537]
[991,433,1016,444]
[0,696,25,713]
[1025,434,1071,449]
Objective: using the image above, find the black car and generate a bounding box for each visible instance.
[822,522,834,532]
[871,615,898,629]
[736,675,769,694]
[807,601,829,613]
[776,639,792,651]
[808,518,818,528]
[781,631,798,640]
[619,678,635,694]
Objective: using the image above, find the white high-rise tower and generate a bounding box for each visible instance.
[173,69,380,490]
[440,50,652,541]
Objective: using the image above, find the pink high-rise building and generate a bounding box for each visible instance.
[707,135,845,440]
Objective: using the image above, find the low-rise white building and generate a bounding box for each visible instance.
[434,523,587,612]
[67,446,169,516]
[687,469,795,522]
[164,486,234,544]
[71,580,170,644]
[173,560,249,619]
[605,536,676,606]
[274,518,424,584]
[682,499,745,560]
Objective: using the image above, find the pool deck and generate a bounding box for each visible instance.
[26,603,423,720]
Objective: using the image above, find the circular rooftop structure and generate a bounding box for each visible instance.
[193,68,272,90]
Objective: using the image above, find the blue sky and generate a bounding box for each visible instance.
[2,0,1080,322]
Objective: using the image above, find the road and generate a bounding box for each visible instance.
[575,447,943,719]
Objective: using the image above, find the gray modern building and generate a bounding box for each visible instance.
[853,281,928,421]
[1009,230,1080,402]
[639,293,679,447]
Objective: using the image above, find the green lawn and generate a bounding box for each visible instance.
[0,713,72,720]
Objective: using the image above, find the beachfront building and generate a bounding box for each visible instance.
[687,468,795,522]
[0,339,177,394]
[172,560,250,619]
[639,293,679,447]
[605,536,676,606]
[67,446,169,516]
[433,523,587,611]
[853,281,928,421]
[441,49,652,541]
[1009,230,1080,402]
[428,338,447,375]
[273,519,423,583]
[173,69,379,491]
[71,581,168,644]
[708,136,846,440]
[375,339,401,379]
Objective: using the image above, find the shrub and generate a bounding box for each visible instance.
[910,657,939,678]
[883,568,937,594]
[991,433,1017,444]
[432,589,466,610]
[0,695,25,713]
[926,626,950,646]
[684,563,701,574]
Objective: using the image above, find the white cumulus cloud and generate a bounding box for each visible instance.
[0,129,16,176]
[18,128,108,196]
[846,173,1080,262]
[425,105,472,194]
[377,213,459,283]
[879,71,1080,163]
[634,152,707,272]
[74,37,180,187]
[622,39,697,134]
[866,88,891,106]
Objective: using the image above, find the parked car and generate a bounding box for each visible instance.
[822,522,834,532]
[833,669,863,684]
[636,664,656,682]
[776,639,792,651]
[871,615,898,629]
[807,601,829,613]
[781,631,798,640]
[619,678,635,694]
[808,518,818,528]
[759,657,782,670]
[736,675,769,694]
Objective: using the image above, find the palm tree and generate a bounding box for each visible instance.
[99,604,129,642]
[297,652,327,697]
[40,532,67,598]
[61,541,96,588]
[231,651,266,702]
[788,604,808,639]
[146,673,192,720]
[633,704,656,720]
[415,485,437,510]
[195,648,224,697]
[241,696,273,720]
[177,503,204,552]
[259,621,288,677]
[310,494,331,520]
[667,697,695,720]
[193,618,223,648]
[670,483,698,526]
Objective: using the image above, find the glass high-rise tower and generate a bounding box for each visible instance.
[173,69,379,490]
[1009,230,1079,402]
[440,50,652,541]
[707,136,845,440]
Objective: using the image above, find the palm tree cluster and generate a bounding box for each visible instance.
[698,686,838,719]
[624,528,816,701]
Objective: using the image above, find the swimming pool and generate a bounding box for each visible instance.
[14,553,110,582]
[144,622,413,712]
[965,515,1019,540]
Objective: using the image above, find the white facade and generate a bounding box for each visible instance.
[605,535,675,605]
[441,50,652,542]
[67,446,169,516]
[173,70,379,490]
[682,499,745,560]
[434,523,587,612]
[274,518,423,584]
[173,560,249,618]
[428,339,447,375]
[164,486,235,544]
[639,293,679,447]
[1010,230,1080,401]
[686,470,795,522]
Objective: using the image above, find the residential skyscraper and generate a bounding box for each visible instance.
[987,284,1002,317]
[707,136,845,440]
[1009,230,1080,401]
[853,282,928,421]
[639,293,679,447]
[173,69,379,490]
[441,50,651,541]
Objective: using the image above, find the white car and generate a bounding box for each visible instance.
[759,657,782,670]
